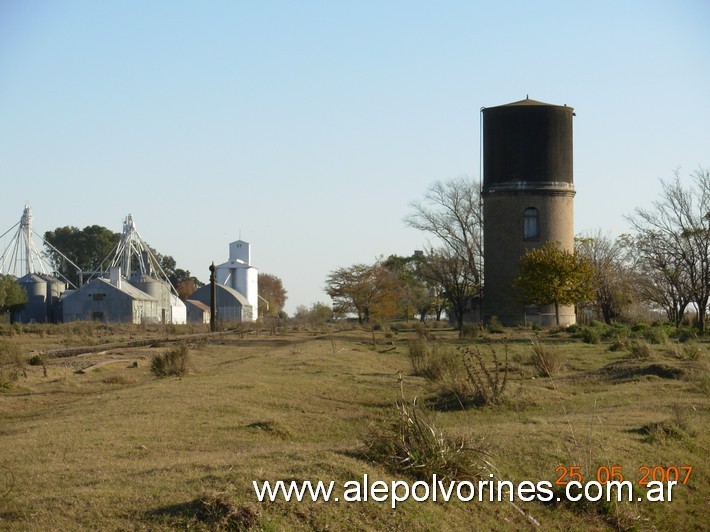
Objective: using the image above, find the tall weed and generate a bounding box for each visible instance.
[459,345,509,406]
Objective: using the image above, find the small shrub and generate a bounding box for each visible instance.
[631,322,648,333]
[413,322,431,340]
[602,323,630,341]
[0,339,26,388]
[581,327,600,344]
[640,406,694,444]
[364,397,490,481]
[640,420,689,444]
[461,323,480,339]
[150,344,190,377]
[487,316,504,334]
[627,340,652,359]
[529,341,563,377]
[682,343,703,361]
[565,323,580,334]
[609,337,630,352]
[676,328,697,343]
[27,354,45,366]
[459,345,509,405]
[642,327,667,345]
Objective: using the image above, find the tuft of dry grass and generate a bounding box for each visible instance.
[151,344,190,377]
[627,340,652,359]
[529,340,563,377]
[364,395,490,481]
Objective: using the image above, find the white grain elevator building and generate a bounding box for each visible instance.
[215,240,259,320]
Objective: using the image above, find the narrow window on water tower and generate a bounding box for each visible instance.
[523,208,539,240]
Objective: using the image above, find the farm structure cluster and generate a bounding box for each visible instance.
[0,209,258,324]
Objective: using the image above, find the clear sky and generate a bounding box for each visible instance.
[1,1,708,315]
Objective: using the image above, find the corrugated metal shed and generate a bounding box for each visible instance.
[188,283,253,322]
[60,277,159,324]
[185,299,210,324]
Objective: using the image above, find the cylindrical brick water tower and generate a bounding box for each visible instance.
[482,97,576,326]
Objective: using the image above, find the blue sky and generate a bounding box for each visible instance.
[1,1,708,314]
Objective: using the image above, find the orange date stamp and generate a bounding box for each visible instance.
[555,465,693,486]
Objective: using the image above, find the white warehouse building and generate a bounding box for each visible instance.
[215,240,259,321]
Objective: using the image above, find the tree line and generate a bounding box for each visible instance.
[325,168,710,333]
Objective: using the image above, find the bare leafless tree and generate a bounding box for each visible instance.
[404,177,483,286]
[404,178,483,330]
[627,168,710,331]
[418,246,479,332]
[575,231,635,324]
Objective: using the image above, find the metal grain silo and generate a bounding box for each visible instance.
[129,273,172,323]
[482,98,576,326]
[43,274,66,323]
[16,273,48,323]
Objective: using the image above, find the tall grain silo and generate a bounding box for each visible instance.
[482,97,576,326]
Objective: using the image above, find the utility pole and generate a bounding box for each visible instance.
[209,262,217,332]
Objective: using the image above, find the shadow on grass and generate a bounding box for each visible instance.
[425,392,477,412]
[147,494,261,530]
[593,361,686,381]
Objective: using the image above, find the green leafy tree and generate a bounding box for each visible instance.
[514,243,595,326]
[0,276,28,322]
[44,225,120,286]
[151,252,203,291]
[382,254,431,320]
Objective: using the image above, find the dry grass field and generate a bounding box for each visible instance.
[0,321,708,530]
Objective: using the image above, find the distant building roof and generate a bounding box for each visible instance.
[189,283,251,308]
[61,277,158,302]
[185,299,210,313]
